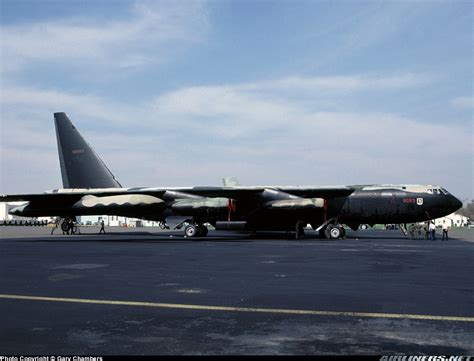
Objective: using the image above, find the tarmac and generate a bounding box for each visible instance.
[0,226,473,355]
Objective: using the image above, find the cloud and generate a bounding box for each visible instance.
[450,96,474,109]
[152,73,435,137]
[4,72,430,138]
[0,0,209,73]
[1,86,143,126]
[300,2,429,69]
[256,74,432,93]
[1,72,471,200]
[339,2,418,52]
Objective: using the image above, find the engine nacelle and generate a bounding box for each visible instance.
[72,194,166,215]
[264,197,325,210]
[171,197,229,215]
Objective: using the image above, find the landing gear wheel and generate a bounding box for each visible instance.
[184,224,198,238]
[60,221,69,233]
[326,224,343,239]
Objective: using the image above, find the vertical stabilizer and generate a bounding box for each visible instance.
[223,177,241,187]
[54,112,122,189]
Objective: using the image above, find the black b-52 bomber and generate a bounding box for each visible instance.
[2,113,462,239]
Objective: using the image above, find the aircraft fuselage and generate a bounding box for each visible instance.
[240,185,462,231]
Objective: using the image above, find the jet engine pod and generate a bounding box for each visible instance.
[264,197,325,210]
[72,194,165,214]
[171,197,229,215]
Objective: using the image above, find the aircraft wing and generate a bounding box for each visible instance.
[1,185,354,220]
[2,186,354,202]
[1,193,81,203]
[185,186,355,199]
[1,191,134,203]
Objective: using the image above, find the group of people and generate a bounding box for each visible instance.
[408,220,450,241]
[50,218,79,235]
[50,218,106,235]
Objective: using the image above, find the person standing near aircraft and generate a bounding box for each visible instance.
[424,222,430,240]
[442,220,450,241]
[408,224,415,239]
[429,221,436,240]
[295,220,304,239]
[62,219,68,235]
[50,217,60,235]
[68,218,75,235]
[99,219,106,235]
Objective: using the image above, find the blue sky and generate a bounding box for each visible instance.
[1,0,472,201]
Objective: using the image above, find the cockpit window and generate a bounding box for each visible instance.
[430,187,449,195]
[427,187,448,195]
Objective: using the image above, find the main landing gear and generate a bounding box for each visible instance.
[60,219,70,233]
[318,220,346,240]
[58,217,78,235]
[325,224,345,239]
[184,223,208,238]
[165,218,209,238]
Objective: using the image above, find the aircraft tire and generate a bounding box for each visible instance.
[185,224,198,238]
[60,221,69,233]
[327,224,343,239]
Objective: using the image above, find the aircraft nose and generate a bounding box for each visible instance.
[449,195,462,213]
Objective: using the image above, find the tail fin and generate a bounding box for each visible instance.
[54,112,122,189]
[223,177,241,187]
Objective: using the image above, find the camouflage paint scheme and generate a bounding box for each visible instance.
[2,113,462,233]
[4,184,462,232]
